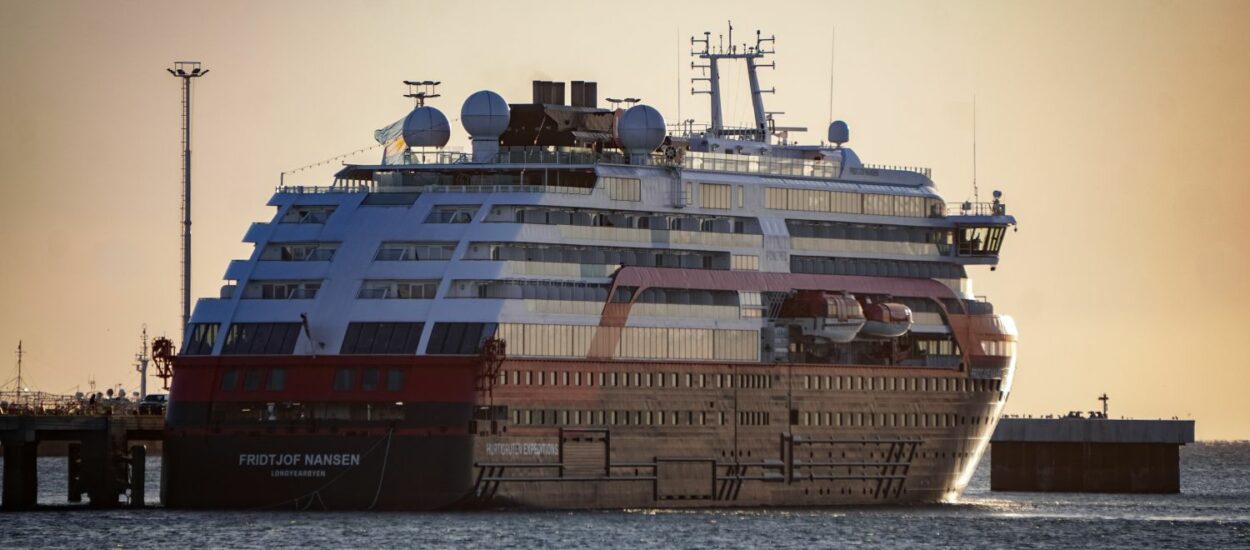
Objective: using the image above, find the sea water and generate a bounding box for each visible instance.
[1,442,1247,549]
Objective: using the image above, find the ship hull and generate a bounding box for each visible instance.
[163,355,1012,510]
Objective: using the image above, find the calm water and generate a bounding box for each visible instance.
[2,442,1248,549]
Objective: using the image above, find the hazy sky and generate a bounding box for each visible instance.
[1,0,1247,439]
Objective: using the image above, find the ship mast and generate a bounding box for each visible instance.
[690,22,775,142]
[134,326,150,399]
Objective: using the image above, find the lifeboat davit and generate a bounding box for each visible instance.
[858,300,913,338]
[777,290,866,344]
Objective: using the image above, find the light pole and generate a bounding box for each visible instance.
[166,61,208,344]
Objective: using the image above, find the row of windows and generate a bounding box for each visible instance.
[468,242,731,269]
[357,280,439,300]
[486,205,760,234]
[730,254,760,271]
[764,187,943,218]
[508,407,985,430]
[800,375,1000,393]
[799,411,988,429]
[448,279,610,301]
[494,323,759,361]
[260,243,338,261]
[242,280,322,300]
[219,323,302,355]
[499,369,772,389]
[340,322,424,355]
[790,256,967,280]
[279,205,335,224]
[220,367,288,391]
[512,408,732,427]
[604,176,642,201]
[211,401,405,423]
[374,242,456,261]
[425,204,479,223]
[331,367,405,392]
[786,219,950,246]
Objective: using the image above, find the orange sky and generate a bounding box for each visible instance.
[1,0,1247,439]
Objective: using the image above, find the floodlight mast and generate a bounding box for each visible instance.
[167,61,208,345]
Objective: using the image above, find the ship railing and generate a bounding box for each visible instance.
[277,181,594,196]
[946,201,1007,217]
[859,163,933,179]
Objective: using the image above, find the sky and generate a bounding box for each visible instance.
[1,0,1248,439]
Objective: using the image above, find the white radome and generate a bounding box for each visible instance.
[402,106,451,148]
[618,104,666,152]
[461,90,511,138]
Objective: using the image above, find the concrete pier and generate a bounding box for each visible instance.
[0,415,163,509]
[990,417,1195,493]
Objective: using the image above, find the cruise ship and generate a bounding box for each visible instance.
[163,28,1019,510]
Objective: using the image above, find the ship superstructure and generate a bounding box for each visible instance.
[164,27,1018,510]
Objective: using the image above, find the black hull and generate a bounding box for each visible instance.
[162,433,472,511]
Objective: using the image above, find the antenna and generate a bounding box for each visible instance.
[134,325,150,399]
[403,80,441,107]
[690,22,776,142]
[15,340,24,392]
[1098,393,1110,417]
[827,27,836,126]
[972,95,980,204]
[167,61,208,344]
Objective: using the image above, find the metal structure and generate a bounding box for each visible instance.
[691,22,775,142]
[133,326,150,400]
[166,61,208,342]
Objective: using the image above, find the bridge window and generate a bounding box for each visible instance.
[260,242,337,261]
[340,322,424,354]
[358,280,439,299]
[220,323,302,355]
[956,226,1007,256]
[425,322,497,354]
[184,323,219,355]
[243,280,321,300]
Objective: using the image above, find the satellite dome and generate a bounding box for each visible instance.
[402,106,450,148]
[461,90,511,138]
[828,120,849,146]
[618,104,666,152]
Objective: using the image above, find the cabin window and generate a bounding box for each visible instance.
[333,368,354,391]
[426,205,479,224]
[387,369,404,391]
[604,176,642,201]
[266,368,286,391]
[243,368,262,391]
[220,369,238,391]
[362,368,380,391]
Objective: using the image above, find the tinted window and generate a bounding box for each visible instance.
[243,369,261,391]
[425,322,497,354]
[340,322,424,354]
[221,323,303,355]
[362,368,380,391]
[184,323,219,355]
[220,369,238,391]
[386,369,404,391]
[267,368,286,391]
[333,368,354,391]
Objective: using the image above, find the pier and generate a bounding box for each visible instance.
[0,415,163,509]
[990,416,1195,493]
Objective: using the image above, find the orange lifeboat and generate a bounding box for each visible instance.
[858,299,913,339]
[776,290,866,344]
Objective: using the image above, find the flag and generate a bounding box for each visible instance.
[375,117,407,165]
